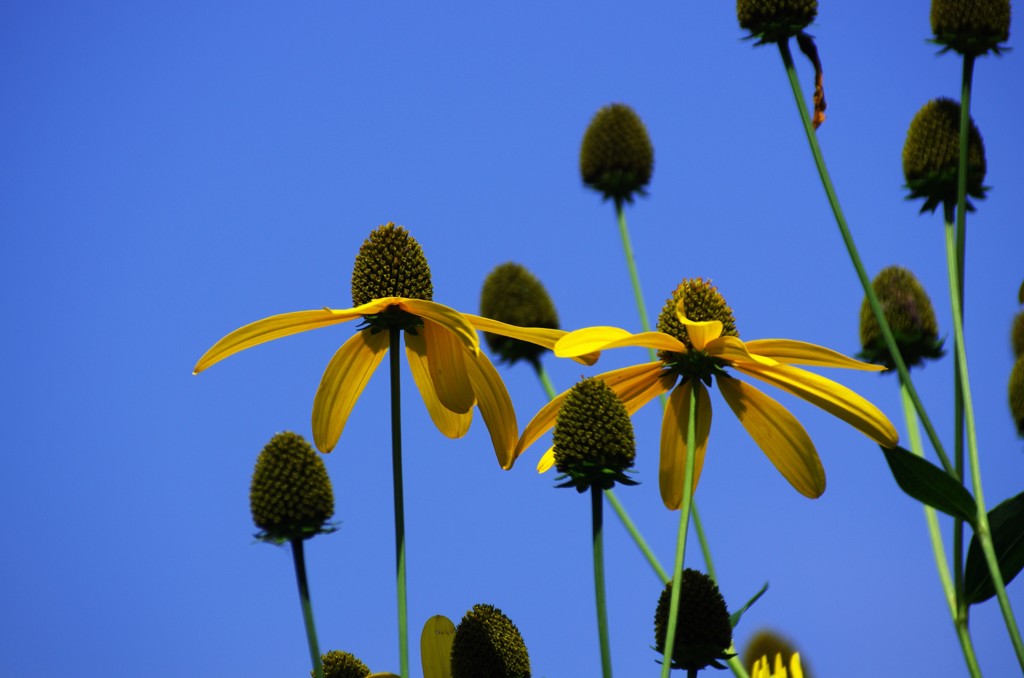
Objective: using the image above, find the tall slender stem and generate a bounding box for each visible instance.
[389,328,409,678]
[776,39,954,477]
[592,487,613,678]
[291,539,324,678]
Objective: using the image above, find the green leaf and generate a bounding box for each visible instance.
[729,582,768,629]
[881,445,976,526]
[965,491,1024,605]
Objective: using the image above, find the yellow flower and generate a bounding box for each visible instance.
[513,278,898,509]
[194,224,586,469]
[751,653,805,678]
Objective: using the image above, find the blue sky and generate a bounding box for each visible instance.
[3,2,1023,676]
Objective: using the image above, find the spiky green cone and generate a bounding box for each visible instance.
[737,0,818,44]
[932,0,1011,55]
[1011,355,1024,436]
[450,604,531,678]
[859,266,944,370]
[479,262,559,368]
[250,431,335,543]
[580,103,654,206]
[552,377,637,492]
[316,650,371,678]
[654,569,735,672]
[903,98,987,215]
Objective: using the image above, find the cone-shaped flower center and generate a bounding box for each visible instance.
[1010,356,1024,437]
[317,650,371,678]
[480,262,560,366]
[737,0,818,44]
[859,266,944,370]
[657,278,738,383]
[580,103,654,206]
[351,222,434,333]
[552,377,636,491]
[931,0,1011,56]
[250,431,334,543]
[653,569,734,672]
[450,604,531,678]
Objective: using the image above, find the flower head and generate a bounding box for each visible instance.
[653,569,734,672]
[931,0,1011,55]
[250,432,334,543]
[580,103,654,206]
[316,650,371,678]
[743,630,809,678]
[859,266,944,370]
[1012,311,1024,358]
[195,224,593,469]
[515,278,898,509]
[737,0,818,44]
[1010,355,1024,437]
[751,653,806,678]
[903,98,987,215]
[450,604,531,678]
[479,263,560,368]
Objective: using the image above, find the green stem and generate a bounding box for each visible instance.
[592,487,613,678]
[776,39,954,477]
[389,328,410,678]
[291,538,324,678]
[535,361,558,400]
[661,386,698,678]
[900,382,981,677]
[944,222,1024,669]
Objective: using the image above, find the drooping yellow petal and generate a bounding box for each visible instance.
[659,381,712,511]
[705,335,778,367]
[398,298,479,355]
[193,309,353,374]
[513,391,570,465]
[465,350,519,469]
[743,338,887,371]
[733,362,899,447]
[718,374,826,498]
[555,327,688,358]
[405,332,472,439]
[420,615,455,678]
[537,446,556,473]
[677,315,723,351]
[312,329,389,452]
[421,320,476,414]
[463,313,598,366]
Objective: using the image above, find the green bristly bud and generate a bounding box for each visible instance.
[931,0,1011,55]
[250,431,335,543]
[1012,311,1024,358]
[580,103,654,206]
[316,650,371,678]
[742,630,811,678]
[653,569,735,672]
[737,0,818,44]
[657,278,738,382]
[552,378,637,492]
[903,98,987,215]
[450,604,531,678]
[479,262,560,367]
[1011,355,1024,437]
[351,222,434,333]
[859,266,944,370]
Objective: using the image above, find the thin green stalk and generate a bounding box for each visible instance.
[592,486,613,678]
[944,223,1024,669]
[900,382,981,677]
[946,202,968,620]
[776,39,954,477]
[535,363,669,583]
[661,386,698,678]
[389,328,410,678]
[291,538,324,678]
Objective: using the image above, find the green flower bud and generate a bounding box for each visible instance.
[653,569,735,672]
[250,431,334,543]
[1010,355,1024,437]
[450,604,531,678]
[859,266,944,370]
[903,98,987,215]
[479,263,560,367]
[742,630,812,678]
[737,0,818,44]
[657,277,738,368]
[1012,311,1024,358]
[580,103,654,206]
[931,0,1011,56]
[352,223,433,306]
[552,378,637,492]
[316,650,371,678]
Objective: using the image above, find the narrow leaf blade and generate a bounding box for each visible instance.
[881,445,976,525]
[965,491,1024,605]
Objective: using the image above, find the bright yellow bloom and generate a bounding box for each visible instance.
[194,224,588,469]
[751,653,804,678]
[513,279,899,509]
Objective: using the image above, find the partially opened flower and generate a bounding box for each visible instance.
[195,223,587,469]
[515,278,899,509]
[751,653,805,678]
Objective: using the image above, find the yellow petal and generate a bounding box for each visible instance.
[718,374,826,498]
[405,332,472,439]
[463,313,598,366]
[706,335,778,367]
[537,446,556,473]
[733,362,899,447]
[513,390,570,465]
[398,298,479,355]
[465,350,519,469]
[659,381,712,511]
[420,615,455,678]
[677,315,723,351]
[555,326,687,357]
[743,338,886,371]
[193,309,352,374]
[422,320,476,414]
[312,329,389,452]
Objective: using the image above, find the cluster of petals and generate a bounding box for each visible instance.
[194,296,593,469]
[512,303,899,509]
